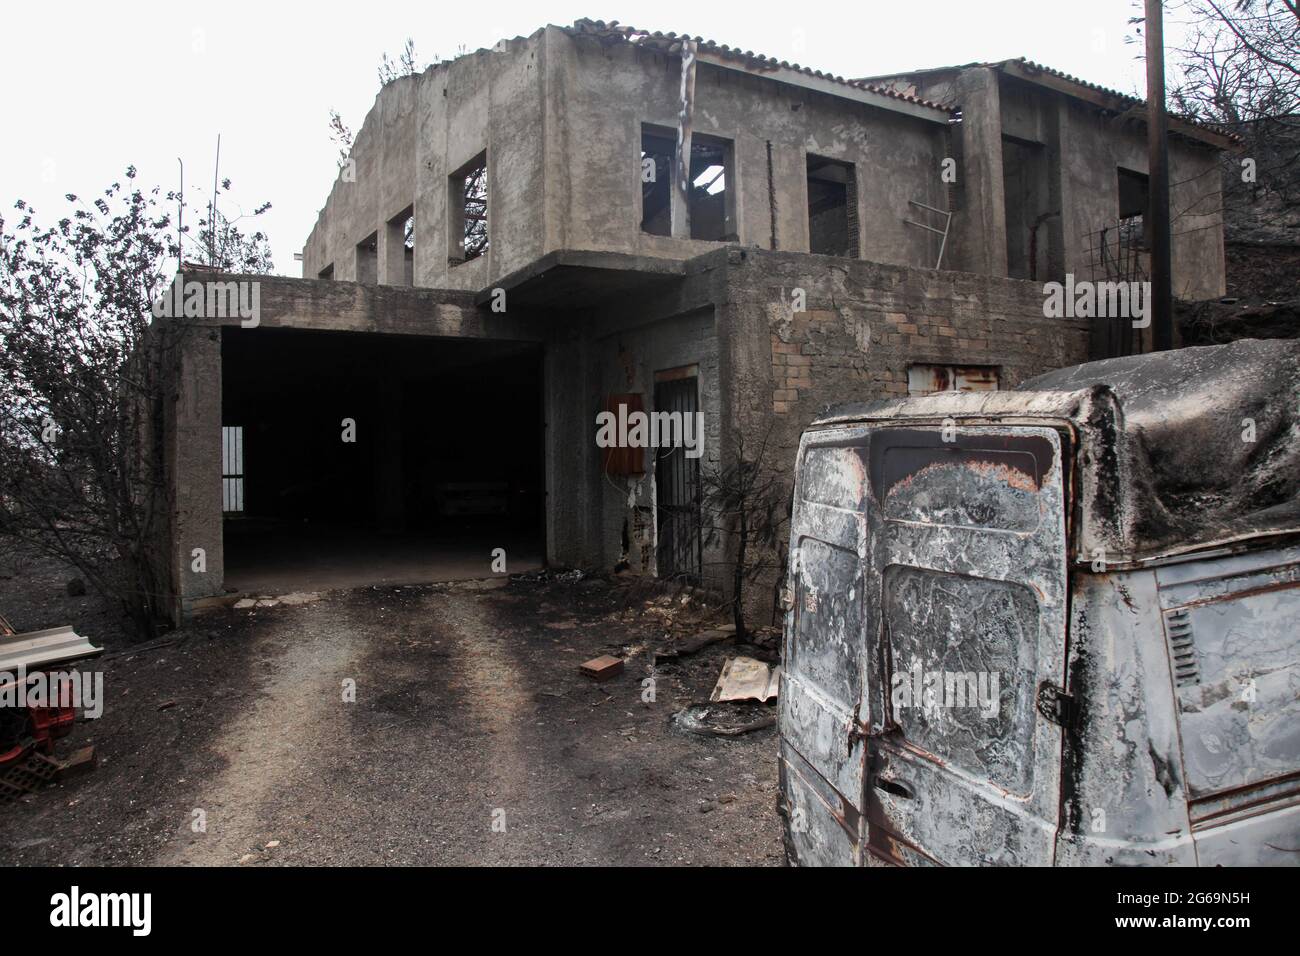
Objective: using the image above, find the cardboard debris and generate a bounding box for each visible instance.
[580,655,624,681]
[709,656,780,703]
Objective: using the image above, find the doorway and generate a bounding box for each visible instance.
[653,371,702,582]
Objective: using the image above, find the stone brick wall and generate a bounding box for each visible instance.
[714,247,1092,624]
[723,250,1093,462]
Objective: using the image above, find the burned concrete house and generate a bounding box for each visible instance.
[158,19,1232,620]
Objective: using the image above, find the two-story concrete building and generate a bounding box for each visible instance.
[158,19,1231,620]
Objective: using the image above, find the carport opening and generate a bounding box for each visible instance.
[221,327,544,593]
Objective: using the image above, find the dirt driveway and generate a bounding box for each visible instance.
[0,573,783,866]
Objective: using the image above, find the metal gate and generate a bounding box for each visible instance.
[654,375,702,582]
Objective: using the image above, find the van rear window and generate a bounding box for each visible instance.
[800,445,868,510]
[871,429,1054,533]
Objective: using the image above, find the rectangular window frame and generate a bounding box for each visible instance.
[222,425,245,514]
[806,153,860,258]
[448,151,488,266]
[687,133,736,242]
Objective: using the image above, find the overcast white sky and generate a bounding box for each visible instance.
[2,0,1176,276]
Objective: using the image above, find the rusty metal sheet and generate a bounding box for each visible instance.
[907,365,999,395]
[1160,555,1300,805]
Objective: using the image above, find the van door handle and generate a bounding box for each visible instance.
[873,776,914,800]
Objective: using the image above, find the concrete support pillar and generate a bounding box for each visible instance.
[169,324,224,619]
[379,214,409,286]
[544,332,600,567]
[1058,98,1084,285]
[951,67,1008,278]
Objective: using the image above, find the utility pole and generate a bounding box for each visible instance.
[1145,0,1174,351]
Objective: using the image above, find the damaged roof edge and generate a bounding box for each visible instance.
[564,19,955,119]
[859,57,1238,148]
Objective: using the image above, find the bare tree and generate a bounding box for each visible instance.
[699,428,791,639]
[1134,1,1300,240]
[327,110,354,171]
[190,177,274,272]
[0,168,273,639]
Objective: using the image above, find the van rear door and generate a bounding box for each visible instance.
[781,423,1071,866]
[863,425,1070,865]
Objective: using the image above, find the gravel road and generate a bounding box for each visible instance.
[0,568,783,866]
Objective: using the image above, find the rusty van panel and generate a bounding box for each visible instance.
[780,423,1069,866]
[780,739,861,867]
[1159,558,1300,801]
[862,426,1068,866]
[780,425,873,866]
[793,539,863,708]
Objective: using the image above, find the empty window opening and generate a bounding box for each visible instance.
[907,364,1000,395]
[222,425,245,513]
[689,136,734,241]
[355,231,378,284]
[640,127,674,237]
[449,152,488,264]
[806,155,859,257]
[1001,136,1052,280]
[1117,167,1149,244]
[318,263,334,280]
[386,205,415,286]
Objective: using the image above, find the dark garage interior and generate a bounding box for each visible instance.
[220,327,544,592]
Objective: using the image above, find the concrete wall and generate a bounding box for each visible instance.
[302,26,951,292]
[543,254,728,578]
[566,248,1091,611]
[1059,97,1225,301]
[302,31,549,292]
[163,324,223,618]
[591,307,722,578]
[549,33,948,268]
[718,247,1093,484]
[878,67,1227,300]
[161,249,1096,621]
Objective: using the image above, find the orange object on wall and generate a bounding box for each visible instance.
[601,393,645,475]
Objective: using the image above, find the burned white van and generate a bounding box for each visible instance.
[778,339,1300,866]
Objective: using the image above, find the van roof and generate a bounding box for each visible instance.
[812,339,1300,566]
